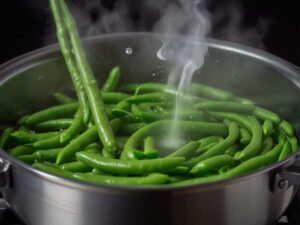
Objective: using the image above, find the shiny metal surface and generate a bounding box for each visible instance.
[0,33,300,225]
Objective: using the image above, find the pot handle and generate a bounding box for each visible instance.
[273,153,300,192]
[0,158,10,190]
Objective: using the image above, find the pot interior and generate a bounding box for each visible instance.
[0,33,300,139]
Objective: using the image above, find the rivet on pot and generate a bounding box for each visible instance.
[277,179,289,190]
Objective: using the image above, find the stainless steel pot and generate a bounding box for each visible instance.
[0,33,300,225]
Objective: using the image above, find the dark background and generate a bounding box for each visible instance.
[0,0,299,66]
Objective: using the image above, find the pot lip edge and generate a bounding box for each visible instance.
[1,145,299,193]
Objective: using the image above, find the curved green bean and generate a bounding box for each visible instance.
[122,120,228,160]
[190,154,236,176]
[76,151,184,175]
[101,66,121,92]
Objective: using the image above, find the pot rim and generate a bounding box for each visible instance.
[0,32,299,193]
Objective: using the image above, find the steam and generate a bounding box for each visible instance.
[151,0,210,150]
[68,0,134,36]
[209,0,270,49]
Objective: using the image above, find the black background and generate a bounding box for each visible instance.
[0,0,299,66]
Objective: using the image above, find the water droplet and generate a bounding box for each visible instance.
[125,47,133,55]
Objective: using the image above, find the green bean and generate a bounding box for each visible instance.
[194,141,221,157]
[18,155,37,164]
[59,0,117,152]
[60,161,93,172]
[122,120,228,160]
[85,143,102,153]
[138,102,165,112]
[111,100,131,117]
[240,128,251,145]
[207,111,252,131]
[190,155,236,176]
[118,122,147,135]
[225,145,239,156]
[73,173,169,186]
[35,119,73,130]
[24,103,78,125]
[91,168,110,175]
[279,141,292,161]
[287,136,298,152]
[231,140,285,175]
[119,114,141,123]
[76,151,184,175]
[261,137,274,155]
[0,127,14,149]
[131,104,165,122]
[102,148,116,159]
[102,92,130,104]
[126,92,171,104]
[33,135,64,150]
[133,83,204,104]
[33,162,75,179]
[120,83,140,93]
[127,92,197,106]
[190,83,253,104]
[131,104,211,123]
[50,0,90,124]
[183,122,239,168]
[34,148,61,162]
[176,140,285,186]
[101,66,121,92]
[254,107,280,124]
[134,83,176,95]
[166,141,199,159]
[198,136,223,148]
[56,118,121,164]
[18,126,30,132]
[262,119,273,137]
[143,136,159,159]
[195,101,255,114]
[235,117,262,161]
[115,136,129,151]
[168,176,189,183]
[17,115,30,125]
[166,166,189,175]
[10,131,60,144]
[53,93,76,104]
[279,120,294,137]
[8,145,35,157]
[56,126,98,164]
[60,109,84,143]
[190,83,234,100]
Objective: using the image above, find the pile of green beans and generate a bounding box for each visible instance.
[0,0,298,187]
